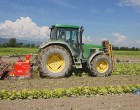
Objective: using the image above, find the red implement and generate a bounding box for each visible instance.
[8,54,32,79]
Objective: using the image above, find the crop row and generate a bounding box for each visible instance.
[112,63,140,75]
[0,84,140,100]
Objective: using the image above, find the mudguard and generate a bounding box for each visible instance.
[87,51,104,69]
[39,41,77,57]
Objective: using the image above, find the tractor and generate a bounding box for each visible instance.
[37,24,114,78]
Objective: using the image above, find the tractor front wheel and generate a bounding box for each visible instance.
[90,55,113,77]
[41,45,72,78]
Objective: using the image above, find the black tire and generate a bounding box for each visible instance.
[90,54,113,77]
[41,45,72,78]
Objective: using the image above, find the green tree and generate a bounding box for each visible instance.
[9,38,17,47]
[31,44,35,47]
[25,44,31,47]
[19,43,23,47]
[16,43,20,47]
[2,43,9,47]
[113,46,119,50]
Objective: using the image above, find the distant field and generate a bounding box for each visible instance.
[0,48,140,58]
[0,47,39,56]
[113,50,140,56]
[0,47,140,56]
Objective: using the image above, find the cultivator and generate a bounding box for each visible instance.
[0,54,32,80]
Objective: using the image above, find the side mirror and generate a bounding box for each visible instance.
[78,43,84,45]
[80,26,84,32]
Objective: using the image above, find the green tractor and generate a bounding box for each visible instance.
[37,24,114,78]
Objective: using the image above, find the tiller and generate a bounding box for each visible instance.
[0,54,33,80]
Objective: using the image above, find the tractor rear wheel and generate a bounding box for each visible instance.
[41,45,72,78]
[90,55,113,77]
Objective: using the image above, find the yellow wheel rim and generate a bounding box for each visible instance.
[96,60,109,73]
[46,53,65,73]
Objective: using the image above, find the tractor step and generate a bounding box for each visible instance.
[73,57,82,68]
[75,62,82,68]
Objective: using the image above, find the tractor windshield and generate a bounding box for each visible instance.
[57,29,78,44]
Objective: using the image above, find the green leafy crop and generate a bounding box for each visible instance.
[0,84,140,100]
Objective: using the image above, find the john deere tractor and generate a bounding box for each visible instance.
[37,24,114,78]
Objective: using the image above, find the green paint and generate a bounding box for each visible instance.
[51,24,79,29]
[39,40,77,56]
[82,44,103,59]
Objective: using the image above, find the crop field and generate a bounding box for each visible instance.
[0,47,140,110]
[113,50,140,56]
[0,47,38,56]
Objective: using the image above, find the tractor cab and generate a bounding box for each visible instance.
[49,24,81,51]
[50,24,79,41]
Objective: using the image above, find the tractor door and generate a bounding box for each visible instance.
[67,30,79,52]
[56,29,80,53]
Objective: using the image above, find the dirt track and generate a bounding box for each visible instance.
[0,94,140,110]
[0,75,140,91]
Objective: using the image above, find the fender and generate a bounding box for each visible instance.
[39,41,77,56]
[87,51,104,69]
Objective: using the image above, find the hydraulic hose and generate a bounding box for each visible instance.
[30,49,42,63]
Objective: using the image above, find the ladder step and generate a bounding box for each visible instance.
[75,62,82,68]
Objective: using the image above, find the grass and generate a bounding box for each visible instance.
[0,47,39,56]
[113,50,140,56]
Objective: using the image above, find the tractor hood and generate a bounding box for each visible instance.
[83,43,103,49]
[82,43,103,59]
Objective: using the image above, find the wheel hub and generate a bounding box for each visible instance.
[46,53,65,73]
[96,60,109,73]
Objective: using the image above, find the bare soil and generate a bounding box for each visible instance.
[114,56,140,63]
[0,94,140,110]
[0,75,140,91]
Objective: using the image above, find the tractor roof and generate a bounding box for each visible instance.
[51,24,79,29]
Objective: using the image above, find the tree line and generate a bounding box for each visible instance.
[0,38,139,50]
[113,46,140,51]
[0,38,36,48]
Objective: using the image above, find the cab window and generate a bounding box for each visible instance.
[71,30,77,44]
[66,31,71,41]
[57,30,65,40]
